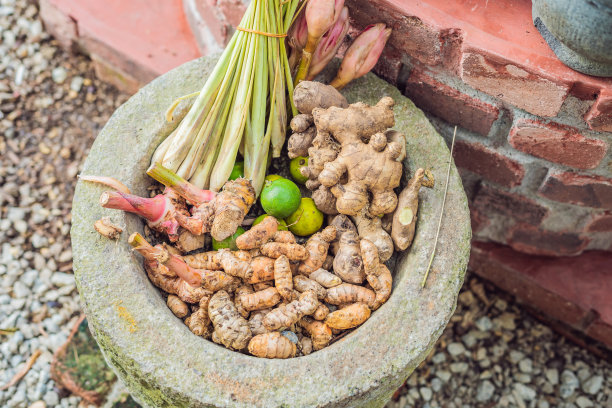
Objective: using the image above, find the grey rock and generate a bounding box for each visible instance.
[431,352,446,364]
[519,358,533,373]
[51,66,67,84]
[12,281,29,298]
[70,76,83,92]
[514,383,536,401]
[30,233,48,249]
[545,368,559,385]
[581,375,603,395]
[514,373,531,383]
[577,367,591,383]
[447,342,465,356]
[450,362,469,374]
[50,272,74,287]
[509,350,525,364]
[476,380,495,402]
[475,316,493,331]
[560,370,579,399]
[431,378,442,392]
[575,396,594,408]
[537,399,550,408]
[461,332,477,348]
[43,390,59,406]
[419,387,432,401]
[436,370,451,382]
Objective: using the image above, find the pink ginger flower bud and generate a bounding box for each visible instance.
[307,7,350,80]
[288,11,308,52]
[330,24,392,89]
[305,0,344,44]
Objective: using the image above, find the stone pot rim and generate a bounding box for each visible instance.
[71,56,471,407]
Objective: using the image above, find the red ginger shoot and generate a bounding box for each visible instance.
[147,162,216,206]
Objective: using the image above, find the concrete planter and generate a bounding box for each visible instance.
[71,56,471,408]
[533,0,612,77]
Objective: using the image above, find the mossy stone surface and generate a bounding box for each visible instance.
[71,56,471,408]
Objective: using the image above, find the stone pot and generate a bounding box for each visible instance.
[533,0,612,77]
[71,56,471,407]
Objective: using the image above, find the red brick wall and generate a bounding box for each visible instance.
[345,0,612,257]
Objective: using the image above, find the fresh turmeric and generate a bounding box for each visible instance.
[293,275,327,300]
[234,285,254,318]
[261,242,308,261]
[274,255,295,302]
[263,291,319,331]
[237,287,281,312]
[247,256,276,284]
[333,231,365,284]
[309,268,342,288]
[236,216,278,250]
[186,296,213,338]
[299,317,333,350]
[360,239,393,310]
[392,168,425,251]
[208,290,252,350]
[248,332,297,359]
[325,303,371,330]
[325,283,375,308]
[298,226,336,275]
[167,295,189,318]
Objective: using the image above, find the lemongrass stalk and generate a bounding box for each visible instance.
[209,5,261,191]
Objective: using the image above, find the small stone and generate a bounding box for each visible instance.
[431,352,446,364]
[560,370,579,399]
[447,342,465,356]
[545,368,559,385]
[431,377,442,392]
[519,358,533,373]
[420,387,432,401]
[450,362,468,373]
[30,401,46,408]
[475,316,493,331]
[514,383,536,401]
[575,396,594,408]
[43,390,59,406]
[508,350,525,364]
[13,281,30,298]
[581,375,603,395]
[514,373,531,383]
[51,67,67,84]
[476,380,495,402]
[436,370,451,382]
[537,399,550,408]
[50,272,74,287]
[70,76,83,92]
[30,233,48,249]
[281,331,298,344]
[461,332,477,348]
[495,312,516,330]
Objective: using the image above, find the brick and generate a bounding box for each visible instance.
[507,224,589,256]
[39,0,78,51]
[404,70,499,136]
[461,51,570,117]
[91,54,141,95]
[585,212,612,233]
[586,318,612,349]
[453,140,524,187]
[217,0,249,28]
[539,171,612,209]
[469,207,490,234]
[345,0,442,66]
[472,185,549,225]
[469,242,590,328]
[509,119,607,169]
[372,45,403,85]
[584,89,612,132]
[183,0,228,52]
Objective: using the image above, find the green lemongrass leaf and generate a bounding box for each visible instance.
[165,91,200,122]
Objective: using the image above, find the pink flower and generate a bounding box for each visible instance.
[330,24,392,89]
[307,7,350,80]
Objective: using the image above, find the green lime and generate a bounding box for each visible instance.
[260,178,301,219]
[229,162,244,180]
[252,214,288,231]
[212,227,245,250]
[285,197,323,236]
[265,174,283,183]
[290,156,309,184]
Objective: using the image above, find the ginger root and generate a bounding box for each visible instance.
[263,291,319,331]
[333,231,365,284]
[352,207,394,262]
[298,226,336,276]
[272,230,296,244]
[248,332,297,359]
[209,178,256,241]
[186,296,212,338]
[94,217,122,239]
[392,168,425,251]
[325,303,371,330]
[329,215,357,255]
[208,290,251,350]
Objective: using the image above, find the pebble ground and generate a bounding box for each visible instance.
[0,1,610,407]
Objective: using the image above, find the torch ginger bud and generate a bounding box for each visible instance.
[330,24,392,89]
[288,11,308,52]
[305,0,343,41]
[307,7,350,80]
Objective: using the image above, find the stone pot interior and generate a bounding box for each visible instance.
[72,56,471,407]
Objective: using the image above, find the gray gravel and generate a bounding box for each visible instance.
[1,1,612,407]
[0,0,125,406]
[385,275,612,408]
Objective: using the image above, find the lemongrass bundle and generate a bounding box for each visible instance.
[152,0,302,194]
